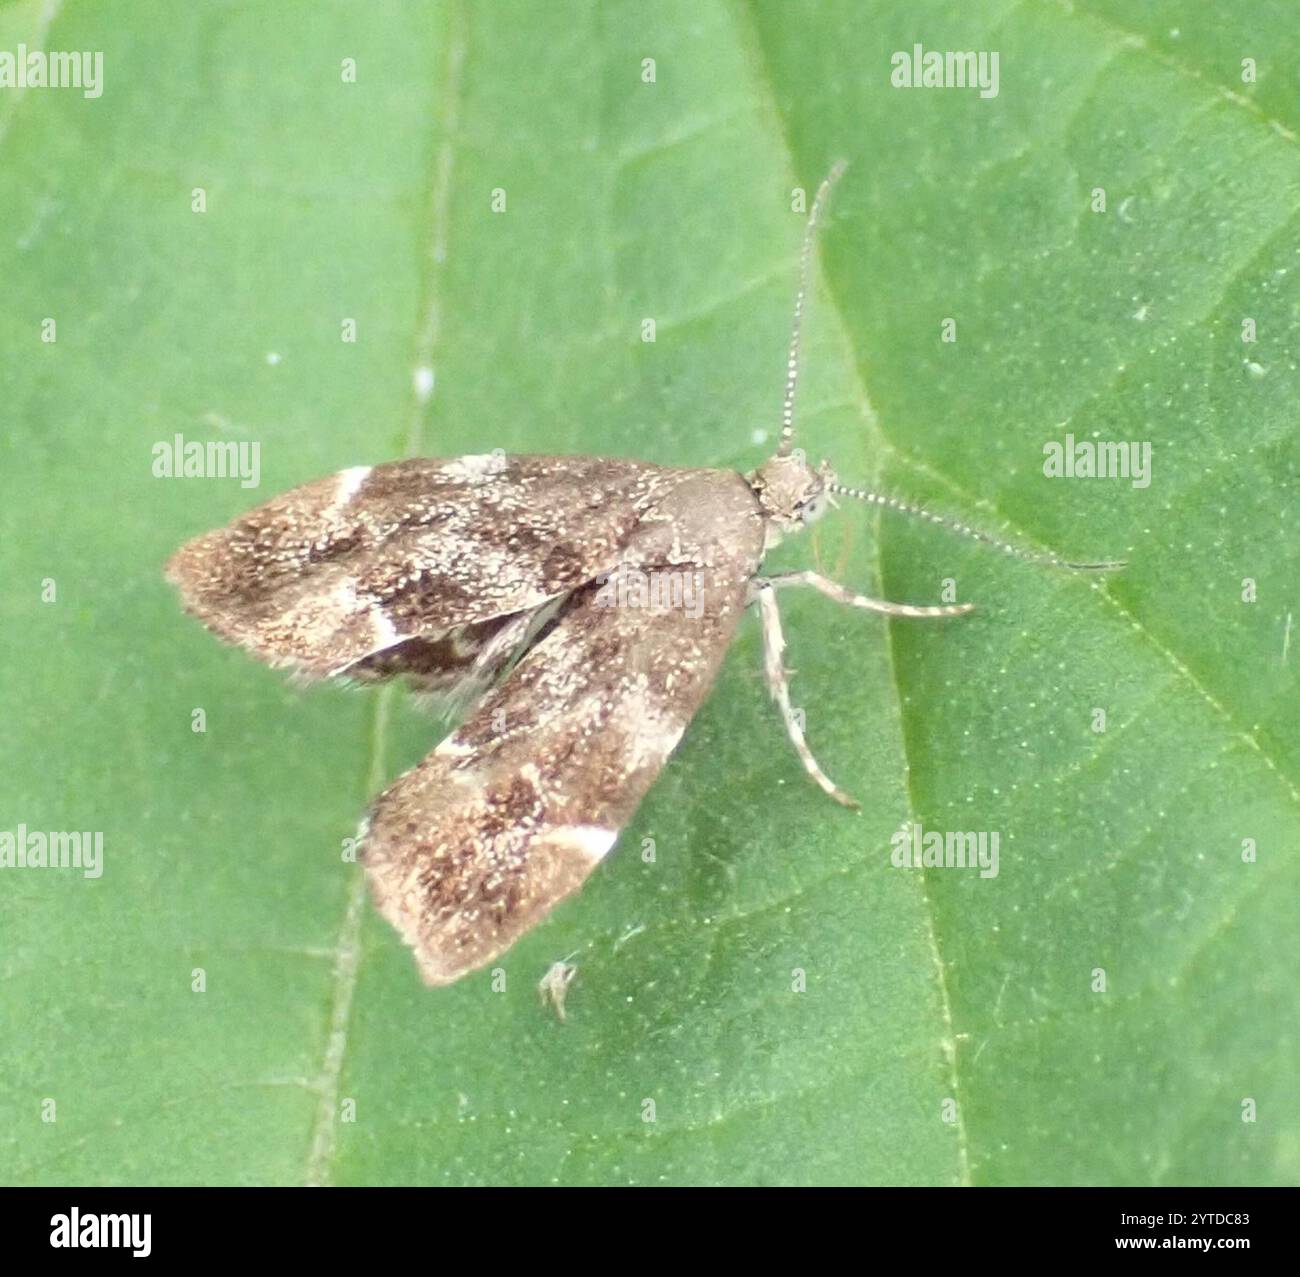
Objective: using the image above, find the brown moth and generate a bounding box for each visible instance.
[167,165,1119,987]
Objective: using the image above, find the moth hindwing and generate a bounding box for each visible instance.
[170,164,1111,989]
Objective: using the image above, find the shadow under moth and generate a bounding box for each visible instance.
[167,165,1120,988]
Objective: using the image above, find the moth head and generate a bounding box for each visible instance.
[749,451,835,546]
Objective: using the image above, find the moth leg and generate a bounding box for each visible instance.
[764,570,975,619]
[753,582,860,810]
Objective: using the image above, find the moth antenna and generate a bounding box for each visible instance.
[828,482,1126,573]
[777,159,848,458]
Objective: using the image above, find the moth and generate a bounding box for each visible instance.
[168,164,1119,987]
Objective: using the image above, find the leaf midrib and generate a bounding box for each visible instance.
[304,0,470,1187]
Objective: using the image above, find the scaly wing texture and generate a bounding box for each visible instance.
[363,470,765,983]
[166,454,681,679]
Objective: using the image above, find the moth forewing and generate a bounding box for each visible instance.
[165,454,683,682]
[362,469,763,985]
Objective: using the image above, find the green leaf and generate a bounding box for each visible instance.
[1,0,1295,1186]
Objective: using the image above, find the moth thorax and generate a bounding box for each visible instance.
[748,453,834,547]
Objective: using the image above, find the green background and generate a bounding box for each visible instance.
[1,0,1296,1186]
